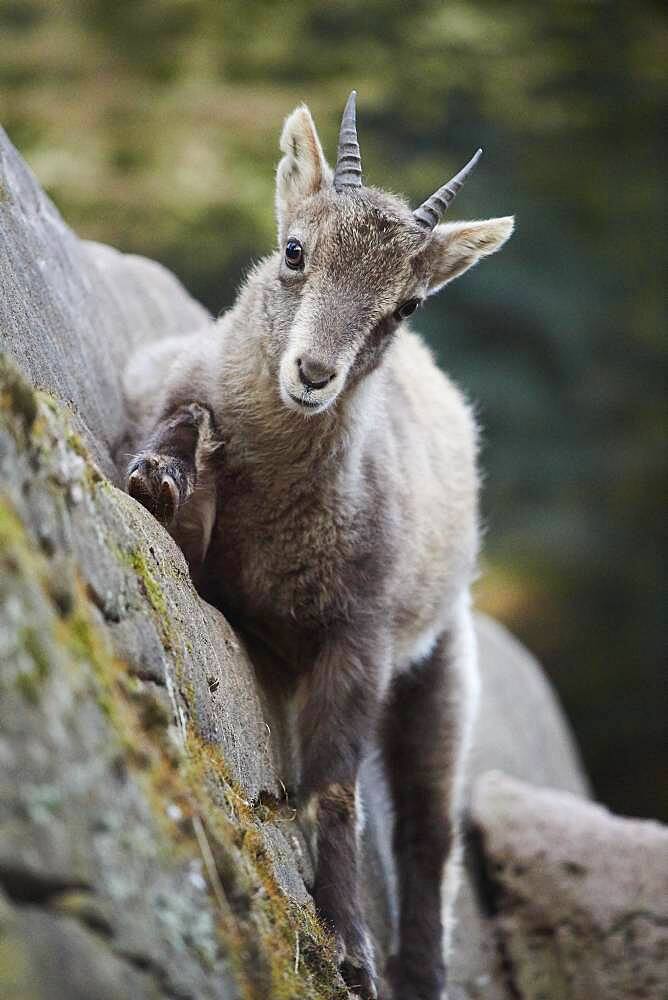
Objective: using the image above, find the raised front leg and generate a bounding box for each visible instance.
[127,402,219,574]
[297,637,384,999]
[381,607,479,1000]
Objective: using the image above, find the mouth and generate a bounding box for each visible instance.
[279,376,338,416]
[288,391,323,410]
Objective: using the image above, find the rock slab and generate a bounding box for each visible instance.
[471,772,668,1000]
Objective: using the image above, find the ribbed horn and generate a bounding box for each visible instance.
[333,90,363,191]
[413,148,483,230]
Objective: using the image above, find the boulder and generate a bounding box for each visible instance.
[470,772,668,1000]
[468,615,589,798]
[0,124,631,999]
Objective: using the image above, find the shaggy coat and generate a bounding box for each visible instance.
[123,98,513,1000]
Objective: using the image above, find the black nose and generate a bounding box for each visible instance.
[297,355,336,391]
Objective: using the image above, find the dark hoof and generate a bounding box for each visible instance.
[384,953,446,1000]
[127,454,191,527]
[334,931,378,999]
[340,956,378,999]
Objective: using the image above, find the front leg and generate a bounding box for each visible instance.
[127,402,210,525]
[127,402,219,573]
[297,636,384,999]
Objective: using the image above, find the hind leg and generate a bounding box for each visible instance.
[382,601,479,1000]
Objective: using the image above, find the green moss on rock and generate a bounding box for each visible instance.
[0,382,348,1000]
[127,547,168,619]
[0,356,37,431]
[14,627,51,703]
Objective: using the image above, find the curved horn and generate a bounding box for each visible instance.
[333,90,363,191]
[413,148,483,230]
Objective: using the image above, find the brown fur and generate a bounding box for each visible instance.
[123,97,513,1000]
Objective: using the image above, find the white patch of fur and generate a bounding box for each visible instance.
[355,780,365,842]
[304,792,320,826]
[278,366,342,416]
[441,591,481,959]
[404,622,440,668]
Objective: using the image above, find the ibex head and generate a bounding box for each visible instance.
[271,91,513,415]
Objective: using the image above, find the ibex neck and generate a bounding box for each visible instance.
[221,352,377,488]
[227,363,368,473]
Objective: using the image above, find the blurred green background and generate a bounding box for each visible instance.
[1,0,665,820]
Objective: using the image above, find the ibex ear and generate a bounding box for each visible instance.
[276,105,331,235]
[424,217,514,294]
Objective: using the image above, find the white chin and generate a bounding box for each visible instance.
[279,383,334,416]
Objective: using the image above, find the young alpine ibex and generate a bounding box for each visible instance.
[123,92,513,1000]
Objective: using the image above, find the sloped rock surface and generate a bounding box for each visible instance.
[471,772,668,1000]
[0,125,615,999]
[468,615,589,798]
[0,363,339,999]
[0,125,210,481]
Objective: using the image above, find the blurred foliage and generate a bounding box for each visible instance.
[1,0,665,820]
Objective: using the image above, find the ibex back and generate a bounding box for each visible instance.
[123,92,514,1000]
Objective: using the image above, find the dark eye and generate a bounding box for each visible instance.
[394,297,421,321]
[285,238,304,270]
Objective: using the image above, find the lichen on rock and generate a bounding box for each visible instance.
[0,364,346,999]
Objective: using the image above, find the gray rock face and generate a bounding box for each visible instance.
[2,123,657,1000]
[0,126,210,481]
[470,772,668,1000]
[0,366,322,999]
[469,615,589,798]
